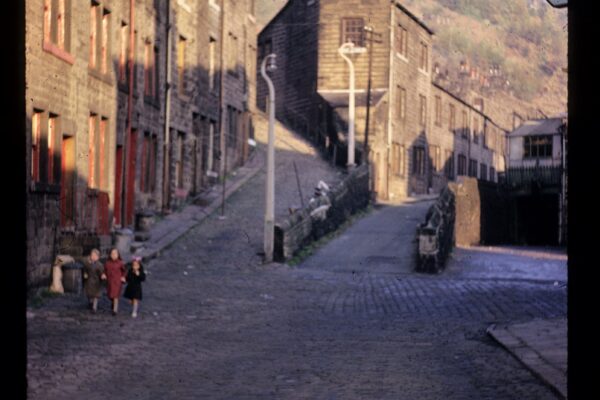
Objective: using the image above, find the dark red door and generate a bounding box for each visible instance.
[125,129,137,227]
[114,145,123,226]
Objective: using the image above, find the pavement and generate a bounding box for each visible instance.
[487,318,567,399]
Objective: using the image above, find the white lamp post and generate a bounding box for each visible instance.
[260,53,277,263]
[339,42,356,168]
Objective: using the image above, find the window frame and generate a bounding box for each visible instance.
[341,17,365,47]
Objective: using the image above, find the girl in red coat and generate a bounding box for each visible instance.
[104,248,126,316]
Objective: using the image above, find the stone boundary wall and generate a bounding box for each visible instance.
[274,164,370,261]
[448,177,511,247]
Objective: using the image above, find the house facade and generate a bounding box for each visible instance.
[25,0,257,289]
[505,115,567,245]
[258,0,511,201]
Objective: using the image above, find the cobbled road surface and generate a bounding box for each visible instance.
[27,142,567,399]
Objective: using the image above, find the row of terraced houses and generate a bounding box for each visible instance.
[26,0,543,288]
[26,0,258,288]
[257,0,530,201]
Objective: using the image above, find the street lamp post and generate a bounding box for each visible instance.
[260,53,277,263]
[339,42,356,168]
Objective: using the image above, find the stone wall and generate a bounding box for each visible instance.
[274,164,370,261]
[448,177,510,247]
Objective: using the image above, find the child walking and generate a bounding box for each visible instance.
[124,256,146,318]
[82,248,104,313]
[104,248,126,316]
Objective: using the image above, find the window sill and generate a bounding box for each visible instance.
[88,68,115,86]
[247,14,256,23]
[42,41,75,65]
[30,181,61,194]
[395,53,408,63]
[418,68,430,77]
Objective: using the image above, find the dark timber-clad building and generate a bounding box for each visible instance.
[258,0,510,201]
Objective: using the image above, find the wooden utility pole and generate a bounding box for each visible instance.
[363,26,382,167]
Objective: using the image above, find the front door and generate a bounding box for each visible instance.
[114,145,123,226]
[125,129,137,227]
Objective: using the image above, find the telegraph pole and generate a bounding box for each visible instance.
[363,25,382,167]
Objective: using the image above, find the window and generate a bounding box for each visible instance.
[118,22,128,83]
[88,114,109,189]
[227,33,238,75]
[249,0,255,15]
[483,123,488,148]
[209,37,217,91]
[88,114,97,187]
[144,42,158,99]
[259,38,273,61]
[341,18,364,47]
[178,36,187,95]
[399,144,406,176]
[445,150,455,179]
[419,42,428,71]
[141,133,152,193]
[44,0,71,54]
[419,95,427,128]
[434,96,442,126]
[412,146,425,175]
[473,117,479,144]
[457,155,467,176]
[480,163,487,181]
[449,104,456,133]
[101,8,110,73]
[89,2,98,68]
[89,2,110,73]
[392,143,405,176]
[176,132,185,189]
[397,86,406,120]
[99,118,108,189]
[396,24,408,56]
[47,114,57,184]
[490,167,496,182]
[524,135,553,158]
[429,145,441,172]
[462,110,469,138]
[227,106,239,149]
[469,159,478,177]
[32,111,42,182]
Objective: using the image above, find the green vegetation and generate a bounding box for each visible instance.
[426,0,566,104]
[286,204,374,267]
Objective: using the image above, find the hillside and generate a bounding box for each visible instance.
[256,0,288,29]
[256,0,568,122]
[404,0,567,118]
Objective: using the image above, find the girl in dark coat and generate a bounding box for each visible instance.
[124,256,146,318]
[82,248,104,313]
[104,248,126,316]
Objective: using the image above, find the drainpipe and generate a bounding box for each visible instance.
[162,0,172,211]
[121,0,135,227]
[386,2,395,199]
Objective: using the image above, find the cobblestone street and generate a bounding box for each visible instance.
[27,126,567,400]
